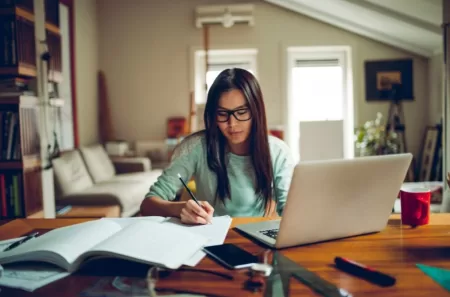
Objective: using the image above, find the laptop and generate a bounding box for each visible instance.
[235,153,413,249]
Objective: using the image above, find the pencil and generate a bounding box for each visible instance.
[177,173,212,224]
[177,173,200,205]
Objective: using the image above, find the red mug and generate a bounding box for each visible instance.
[400,186,431,227]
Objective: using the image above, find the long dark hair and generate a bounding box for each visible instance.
[203,68,274,213]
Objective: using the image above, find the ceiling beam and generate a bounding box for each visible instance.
[346,0,441,34]
[264,0,435,57]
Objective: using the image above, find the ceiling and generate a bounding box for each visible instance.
[264,0,443,58]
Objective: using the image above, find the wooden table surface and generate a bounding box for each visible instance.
[0,214,449,296]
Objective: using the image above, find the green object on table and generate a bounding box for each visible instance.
[416,264,450,291]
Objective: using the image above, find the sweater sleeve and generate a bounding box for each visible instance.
[273,141,295,216]
[145,137,201,201]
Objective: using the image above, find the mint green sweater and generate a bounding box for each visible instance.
[145,132,295,217]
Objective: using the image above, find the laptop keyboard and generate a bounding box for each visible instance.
[259,228,279,239]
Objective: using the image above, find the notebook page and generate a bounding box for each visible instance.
[162,216,232,266]
[82,220,209,270]
[101,216,166,228]
[0,220,122,270]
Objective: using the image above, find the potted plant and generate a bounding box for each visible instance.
[355,112,400,156]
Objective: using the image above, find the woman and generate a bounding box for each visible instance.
[140,68,294,224]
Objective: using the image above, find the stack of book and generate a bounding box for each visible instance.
[0,78,35,97]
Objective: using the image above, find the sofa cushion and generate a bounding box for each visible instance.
[109,170,162,184]
[111,157,151,174]
[53,150,94,196]
[79,144,116,183]
[58,180,150,217]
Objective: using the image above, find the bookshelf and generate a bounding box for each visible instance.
[0,0,62,83]
[0,0,62,219]
[0,95,42,219]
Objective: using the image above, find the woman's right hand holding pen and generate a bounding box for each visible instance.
[180,200,214,225]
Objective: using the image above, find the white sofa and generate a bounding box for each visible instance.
[52,144,162,217]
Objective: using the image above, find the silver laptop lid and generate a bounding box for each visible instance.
[275,153,412,248]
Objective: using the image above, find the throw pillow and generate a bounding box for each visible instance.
[79,144,116,183]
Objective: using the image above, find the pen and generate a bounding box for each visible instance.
[334,256,396,287]
[177,173,211,224]
[3,232,39,252]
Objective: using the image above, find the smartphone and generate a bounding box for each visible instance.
[203,243,259,269]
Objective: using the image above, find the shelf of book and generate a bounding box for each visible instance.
[0,0,62,82]
[0,95,42,219]
[0,64,37,78]
[0,1,60,31]
[0,6,34,22]
[0,155,40,169]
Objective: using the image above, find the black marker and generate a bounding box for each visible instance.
[3,232,39,252]
[334,257,396,287]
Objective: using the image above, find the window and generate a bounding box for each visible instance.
[206,63,254,95]
[292,59,343,121]
[194,49,257,104]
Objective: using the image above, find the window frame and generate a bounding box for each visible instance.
[193,48,258,105]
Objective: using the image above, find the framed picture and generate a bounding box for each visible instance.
[364,58,414,101]
[419,126,439,181]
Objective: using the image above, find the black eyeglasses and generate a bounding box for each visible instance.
[216,107,252,123]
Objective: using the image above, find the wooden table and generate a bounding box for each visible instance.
[26,205,121,219]
[0,214,449,296]
[55,205,121,218]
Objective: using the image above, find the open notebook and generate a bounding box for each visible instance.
[0,218,212,273]
[103,215,233,266]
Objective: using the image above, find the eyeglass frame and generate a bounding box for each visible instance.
[216,106,252,123]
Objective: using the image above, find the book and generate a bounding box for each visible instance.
[0,218,210,273]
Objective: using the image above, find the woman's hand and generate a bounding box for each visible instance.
[180,200,214,225]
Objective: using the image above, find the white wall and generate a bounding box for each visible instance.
[429,53,444,125]
[97,0,431,159]
[75,0,99,146]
